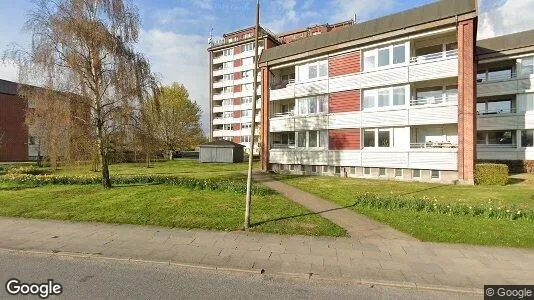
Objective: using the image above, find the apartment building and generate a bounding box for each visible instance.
[258,0,478,184]
[476,30,534,172]
[207,21,353,154]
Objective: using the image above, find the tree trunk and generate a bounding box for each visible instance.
[145,151,151,168]
[168,150,173,161]
[96,129,111,188]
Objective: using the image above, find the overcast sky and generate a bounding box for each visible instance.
[1,0,533,134]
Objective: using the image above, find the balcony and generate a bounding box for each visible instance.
[408,50,458,82]
[410,94,458,106]
[213,66,234,77]
[477,73,534,98]
[213,54,233,65]
[410,142,458,149]
[213,92,233,101]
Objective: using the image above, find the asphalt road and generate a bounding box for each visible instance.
[0,249,477,300]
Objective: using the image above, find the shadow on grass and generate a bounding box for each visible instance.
[507,178,526,185]
[251,202,358,227]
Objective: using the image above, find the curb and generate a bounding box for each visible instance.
[1,247,483,296]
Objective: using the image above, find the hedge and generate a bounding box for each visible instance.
[353,193,533,221]
[0,174,275,196]
[474,163,509,185]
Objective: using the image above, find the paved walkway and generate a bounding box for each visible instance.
[254,173,415,241]
[1,217,533,293]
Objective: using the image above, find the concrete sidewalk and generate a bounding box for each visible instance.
[1,217,533,293]
[254,173,415,241]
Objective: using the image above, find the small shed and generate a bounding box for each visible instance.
[199,140,245,163]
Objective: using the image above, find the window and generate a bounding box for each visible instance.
[222,49,233,56]
[241,135,251,143]
[378,130,391,147]
[522,130,534,147]
[335,166,341,174]
[395,169,403,177]
[223,73,233,81]
[364,167,371,175]
[242,43,254,52]
[392,44,405,64]
[477,99,513,114]
[378,48,390,67]
[296,96,328,115]
[415,44,442,57]
[297,60,328,81]
[290,164,295,171]
[378,89,390,107]
[279,164,284,171]
[379,168,386,176]
[222,86,233,93]
[308,64,317,79]
[300,165,305,172]
[222,62,232,69]
[242,123,251,129]
[308,131,318,147]
[393,87,405,106]
[223,112,233,118]
[222,124,231,131]
[364,52,376,70]
[477,71,487,83]
[243,57,253,65]
[243,33,253,39]
[363,90,376,109]
[297,131,306,147]
[520,57,534,77]
[478,130,516,145]
[28,136,35,145]
[445,85,458,101]
[323,166,329,173]
[241,109,252,117]
[413,169,421,178]
[431,170,440,179]
[242,97,252,104]
[242,83,252,91]
[416,87,442,103]
[242,70,252,78]
[222,99,232,106]
[364,130,375,147]
[350,167,356,174]
[311,165,317,173]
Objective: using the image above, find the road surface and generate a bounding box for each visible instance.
[0,249,476,299]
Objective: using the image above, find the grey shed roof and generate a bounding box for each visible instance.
[0,79,19,95]
[477,29,534,56]
[200,140,245,148]
[259,0,476,64]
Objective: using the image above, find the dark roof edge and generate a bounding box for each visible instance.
[476,29,534,60]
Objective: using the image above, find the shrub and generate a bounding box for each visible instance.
[353,193,534,221]
[0,174,275,196]
[474,163,509,185]
[6,166,52,175]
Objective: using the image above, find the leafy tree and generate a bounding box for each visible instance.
[145,83,204,160]
[9,0,156,187]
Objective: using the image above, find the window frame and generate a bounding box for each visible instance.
[430,170,440,180]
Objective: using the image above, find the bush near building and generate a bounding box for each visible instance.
[475,163,509,186]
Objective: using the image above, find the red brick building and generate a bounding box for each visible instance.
[0,79,29,161]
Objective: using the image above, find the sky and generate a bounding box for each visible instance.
[1,0,534,134]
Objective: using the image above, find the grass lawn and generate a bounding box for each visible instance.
[0,181,346,237]
[275,174,534,248]
[0,160,346,237]
[52,159,254,180]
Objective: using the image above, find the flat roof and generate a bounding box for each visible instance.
[259,0,476,64]
[477,29,534,56]
[0,79,19,95]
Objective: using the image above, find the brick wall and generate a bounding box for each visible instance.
[329,90,360,113]
[233,59,242,67]
[0,93,28,161]
[233,98,241,105]
[233,110,240,118]
[328,51,360,77]
[329,129,360,150]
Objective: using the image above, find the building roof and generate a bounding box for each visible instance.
[259,0,476,64]
[0,79,19,95]
[476,29,534,56]
[200,139,245,148]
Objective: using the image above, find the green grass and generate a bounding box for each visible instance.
[53,159,253,180]
[0,160,346,237]
[275,174,534,248]
[0,181,346,237]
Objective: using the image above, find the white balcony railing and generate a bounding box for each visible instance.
[477,108,517,115]
[477,71,516,83]
[410,95,458,106]
[410,142,458,149]
[409,50,458,64]
[271,111,294,118]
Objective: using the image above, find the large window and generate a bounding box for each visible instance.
[520,57,534,77]
[223,111,233,118]
[222,124,231,130]
[477,130,516,146]
[296,60,328,82]
[364,43,407,70]
[363,85,407,109]
[364,128,393,148]
[222,99,232,106]
[476,99,513,114]
[296,95,327,115]
[242,70,252,78]
[242,43,254,52]
[241,97,252,104]
[222,62,232,69]
[521,130,534,147]
[241,109,252,117]
[271,132,295,148]
[242,83,252,91]
[487,67,513,81]
[223,73,233,81]
[222,49,233,56]
[295,131,327,149]
[222,86,233,93]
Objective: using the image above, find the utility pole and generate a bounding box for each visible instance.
[244,0,260,229]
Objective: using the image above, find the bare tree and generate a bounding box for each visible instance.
[9,0,156,187]
[145,83,204,160]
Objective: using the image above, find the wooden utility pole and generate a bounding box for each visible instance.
[244,0,260,229]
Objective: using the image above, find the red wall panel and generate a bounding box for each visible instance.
[233,98,241,105]
[329,129,360,150]
[328,51,361,77]
[234,85,242,92]
[233,59,242,67]
[233,110,240,118]
[329,90,360,113]
[0,94,28,161]
[232,123,240,130]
